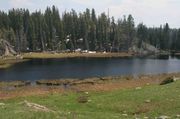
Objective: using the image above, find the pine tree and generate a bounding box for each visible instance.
[0,7,180,53]
[137,23,148,48]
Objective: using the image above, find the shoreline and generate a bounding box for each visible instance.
[0,52,133,69]
[1,72,180,99]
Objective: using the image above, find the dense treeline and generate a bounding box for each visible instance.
[0,6,180,53]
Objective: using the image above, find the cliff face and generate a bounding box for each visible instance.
[0,39,16,56]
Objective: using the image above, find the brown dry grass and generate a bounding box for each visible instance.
[0,86,66,100]
[22,52,133,59]
[0,56,28,64]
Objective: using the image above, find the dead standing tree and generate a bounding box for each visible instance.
[0,39,17,56]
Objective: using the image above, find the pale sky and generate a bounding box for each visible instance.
[0,0,180,28]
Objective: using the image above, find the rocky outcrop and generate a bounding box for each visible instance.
[160,76,180,85]
[0,39,16,56]
[129,41,160,55]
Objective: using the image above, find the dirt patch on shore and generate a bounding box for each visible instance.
[0,86,65,100]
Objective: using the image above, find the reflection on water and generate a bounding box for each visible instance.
[0,56,180,81]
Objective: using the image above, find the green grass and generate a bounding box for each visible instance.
[0,81,180,119]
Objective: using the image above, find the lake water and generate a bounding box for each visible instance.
[0,56,180,81]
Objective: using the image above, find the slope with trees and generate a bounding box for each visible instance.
[0,6,180,55]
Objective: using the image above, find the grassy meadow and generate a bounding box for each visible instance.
[0,80,179,119]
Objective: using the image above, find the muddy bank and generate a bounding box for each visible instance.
[0,72,180,99]
[1,72,180,88]
[33,72,180,87]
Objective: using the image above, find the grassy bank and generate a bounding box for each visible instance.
[0,56,29,69]
[0,73,180,119]
[22,52,133,59]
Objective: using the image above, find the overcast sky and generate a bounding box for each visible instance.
[0,0,180,28]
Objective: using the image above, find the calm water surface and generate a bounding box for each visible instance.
[0,56,180,81]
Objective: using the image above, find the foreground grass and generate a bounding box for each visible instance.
[0,81,179,119]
